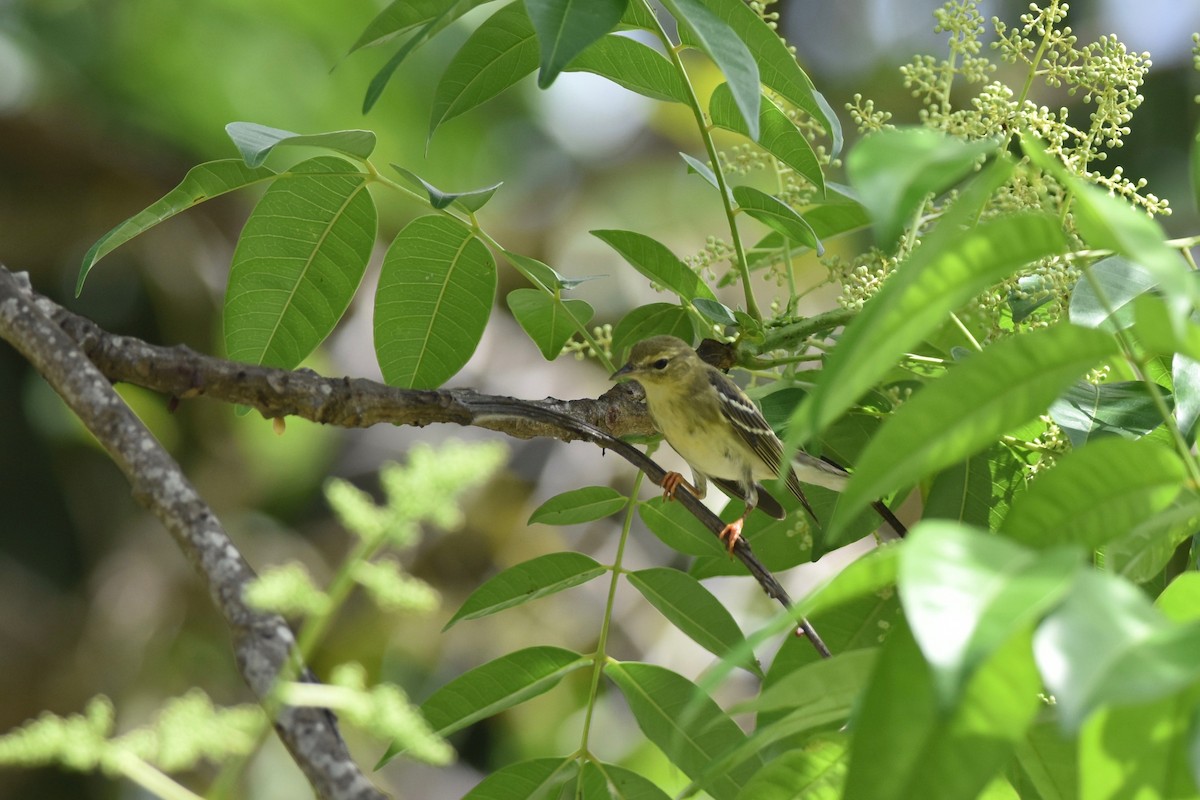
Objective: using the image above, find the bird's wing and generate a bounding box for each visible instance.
[710,477,786,519]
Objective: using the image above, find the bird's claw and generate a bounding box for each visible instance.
[718,518,744,557]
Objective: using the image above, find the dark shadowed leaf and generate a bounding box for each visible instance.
[525,0,626,88]
[507,289,594,360]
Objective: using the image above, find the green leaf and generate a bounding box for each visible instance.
[429,2,539,139]
[502,250,596,292]
[78,159,276,294]
[444,552,607,629]
[374,215,496,389]
[788,212,1069,450]
[680,152,723,194]
[732,186,822,253]
[566,33,688,103]
[710,84,824,195]
[223,157,377,369]
[1013,718,1078,800]
[1033,570,1200,731]
[460,757,578,799]
[801,181,870,241]
[529,486,629,525]
[829,324,1117,540]
[598,762,673,800]
[1106,494,1200,584]
[923,454,993,527]
[1174,354,1200,443]
[350,0,490,52]
[224,122,376,169]
[592,229,716,302]
[899,521,1081,704]
[391,165,502,212]
[638,498,726,557]
[525,0,627,89]
[421,646,590,737]
[1069,256,1157,332]
[844,622,1041,800]
[627,567,756,672]
[735,736,848,800]
[1048,380,1171,447]
[604,662,762,799]
[1001,437,1186,550]
[693,298,737,326]
[507,289,594,360]
[680,0,837,150]
[847,128,997,251]
[662,0,759,140]
[612,303,694,363]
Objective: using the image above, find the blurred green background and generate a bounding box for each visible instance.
[1,1,1198,797]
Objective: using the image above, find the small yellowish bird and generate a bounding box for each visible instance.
[611,335,852,552]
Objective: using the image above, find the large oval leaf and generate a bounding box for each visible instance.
[374,215,496,388]
[828,324,1118,540]
[1000,437,1186,550]
[788,212,1069,451]
[592,229,716,302]
[611,303,694,363]
[78,159,276,294]
[224,157,376,369]
[506,289,594,360]
[444,552,607,629]
[567,34,688,103]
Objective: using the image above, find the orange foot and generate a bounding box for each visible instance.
[661,471,698,502]
[718,517,745,556]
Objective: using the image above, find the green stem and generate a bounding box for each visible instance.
[644,2,760,320]
[110,751,206,800]
[949,312,982,351]
[1015,1,1057,106]
[576,468,645,777]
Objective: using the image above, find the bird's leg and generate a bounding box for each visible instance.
[661,470,706,502]
[718,514,747,555]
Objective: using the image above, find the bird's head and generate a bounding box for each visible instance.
[610,335,699,388]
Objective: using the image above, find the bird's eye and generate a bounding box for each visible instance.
[652,358,669,370]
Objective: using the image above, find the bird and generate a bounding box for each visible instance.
[610,334,856,553]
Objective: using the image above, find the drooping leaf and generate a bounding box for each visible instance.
[1048,380,1171,447]
[224,157,377,369]
[693,298,737,326]
[350,0,490,52]
[828,324,1117,541]
[225,122,376,168]
[78,159,276,294]
[732,186,822,253]
[1174,353,1200,443]
[710,84,824,195]
[391,165,502,212]
[525,0,627,88]
[604,662,762,799]
[847,128,997,251]
[429,2,539,139]
[1105,494,1200,584]
[923,453,993,527]
[787,212,1068,451]
[677,0,838,149]
[627,567,756,672]
[444,552,608,629]
[611,303,694,363]
[592,229,716,301]
[566,33,688,102]
[734,736,848,800]
[530,486,629,525]
[507,289,594,360]
[898,521,1081,704]
[1033,570,1200,731]
[662,0,759,140]
[1001,437,1186,551]
[374,215,495,389]
[502,250,596,292]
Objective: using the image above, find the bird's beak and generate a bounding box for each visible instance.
[610,362,634,381]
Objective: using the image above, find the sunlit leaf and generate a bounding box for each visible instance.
[847,128,996,251]
[787,212,1068,450]
[829,324,1117,540]
[567,33,688,102]
[1001,437,1186,550]
[924,454,993,527]
[711,84,824,195]
[78,159,276,294]
[224,157,376,369]
[1069,256,1156,332]
[1048,380,1171,447]
[444,552,607,629]
[735,736,848,800]
[374,215,495,388]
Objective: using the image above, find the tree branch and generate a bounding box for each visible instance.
[0,268,388,800]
